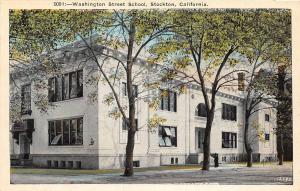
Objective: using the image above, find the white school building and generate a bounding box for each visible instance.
[9,41,277,169]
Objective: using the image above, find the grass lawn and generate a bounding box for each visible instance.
[11,165,201,176]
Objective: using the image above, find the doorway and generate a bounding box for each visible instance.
[195,128,205,153]
[19,133,30,159]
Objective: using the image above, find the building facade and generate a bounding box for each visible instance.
[9,44,277,169]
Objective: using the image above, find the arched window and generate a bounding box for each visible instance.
[196,103,207,117]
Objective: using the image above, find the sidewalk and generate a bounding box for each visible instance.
[11,162,293,184]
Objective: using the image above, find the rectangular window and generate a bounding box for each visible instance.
[222,132,237,148]
[265,133,270,141]
[158,126,177,147]
[56,76,63,101]
[63,120,70,145]
[122,118,138,131]
[196,103,207,117]
[122,82,138,97]
[21,84,31,114]
[160,90,177,112]
[48,117,83,146]
[265,114,270,122]
[49,70,83,102]
[237,72,245,91]
[222,103,237,121]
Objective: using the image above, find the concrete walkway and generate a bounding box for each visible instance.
[11,163,293,184]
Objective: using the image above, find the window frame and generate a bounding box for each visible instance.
[159,90,177,112]
[265,133,270,141]
[48,69,83,103]
[265,114,270,122]
[222,132,237,148]
[196,103,207,117]
[122,117,138,131]
[21,83,31,115]
[222,103,237,121]
[122,82,138,98]
[158,126,177,147]
[48,117,83,146]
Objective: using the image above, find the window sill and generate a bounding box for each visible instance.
[21,110,32,116]
[48,145,84,148]
[221,119,237,122]
[50,97,84,104]
[159,146,177,149]
[195,116,206,120]
[157,110,177,114]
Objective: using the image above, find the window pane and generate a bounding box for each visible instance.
[133,85,138,98]
[77,70,83,97]
[55,121,62,145]
[122,82,127,96]
[159,90,164,110]
[158,126,163,135]
[49,121,55,145]
[198,103,207,117]
[164,137,172,146]
[163,92,169,110]
[170,127,176,137]
[48,78,56,102]
[159,135,166,146]
[21,84,31,112]
[63,120,70,145]
[198,131,201,148]
[170,127,177,146]
[135,119,138,131]
[56,76,62,101]
[77,118,83,144]
[63,74,69,100]
[70,119,77,144]
[233,106,237,121]
[222,104,225,119]
[70,72,77,98]
[170,92,175,112]
[122,118,128,130]
[173,92,177,112]
[51,134,62,145]
[163,127,172,136]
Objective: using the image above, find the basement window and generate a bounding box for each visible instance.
[133,161,140,167]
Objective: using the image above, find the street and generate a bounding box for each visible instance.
[11,163,292,184]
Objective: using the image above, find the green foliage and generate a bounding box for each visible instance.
[148,114,166,131]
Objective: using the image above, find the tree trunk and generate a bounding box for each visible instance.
[123,127,136,176]
[244,111,253,167]
[276,65,285,166]
[277,133,284,165]
[202,111,214,170]
[246,150,253,167]
[123,19,136,177]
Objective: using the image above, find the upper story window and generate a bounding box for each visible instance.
[160,90,177,112]
[48,117,83,146]
[222,103,237,121]
[122,117,138,131]
[122,82,138,98]
[265,114,270,122]
[222,132,237,148]
[265,133,270,141]
[159,126,177,147]
[49,70,83,102]
[237,72,245,91]
[196,103,207,117]
[21,84,31,115]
